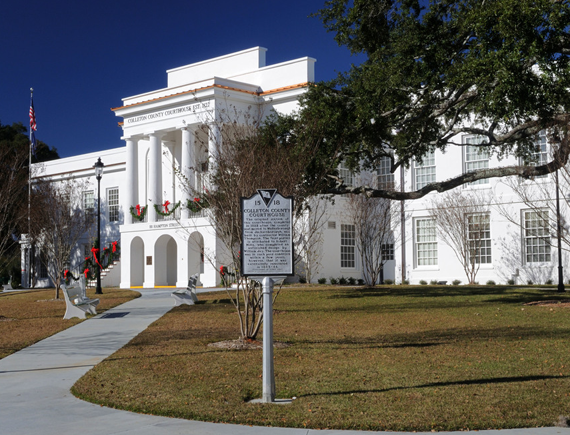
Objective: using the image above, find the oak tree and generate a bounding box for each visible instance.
[302,0,570,199]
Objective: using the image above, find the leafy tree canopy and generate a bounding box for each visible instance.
[300,0,570,199]
[0,122,59,164]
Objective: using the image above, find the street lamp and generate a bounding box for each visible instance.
[555,168,565,293]
[94,158,104,295]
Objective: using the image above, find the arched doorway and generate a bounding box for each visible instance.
[155,235,177,286]
[130,237,144,286]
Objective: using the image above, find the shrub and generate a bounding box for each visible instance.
[348,277,356,285]
[486,280,496,286]
[507,279,515,285]
[419,280,428,285]
[339,277,348,285]
[330,277,338,285]
[430,280,438,285]
[452,279,461,286]
[401,279,410,285]
[298,276,307,284]
[318,278,326,285]
[357,279,365,285]
[527,280,533,285]
[546,279,553,285]
[384,279,393,285]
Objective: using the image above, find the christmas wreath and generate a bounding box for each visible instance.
[129,204,147,221]
[187,196,210,213]
[154,200,181,217]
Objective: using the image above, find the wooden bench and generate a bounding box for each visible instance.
[171,274,199,306]
[62,281,100,320]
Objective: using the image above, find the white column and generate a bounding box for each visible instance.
[181,127,194,220]
[124,137,138,224]
[162,140,175,205]
[208,123,221,172]
[148,132,163,223]
[143,237,156,288]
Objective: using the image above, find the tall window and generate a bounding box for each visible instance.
[528,131,548,166]
[467,213,492,264]
[414,151,435,190]
[382,243,394,261]
[340,224,356,268]
[82,191,94,212]
[38,252,48,279]
[339,162,356,188]
[108,188,120,223]
[523,210,551,263]
[521,131,549,179]
[415,218,437,266]
[377,156,395,189]
[464,135,489,185]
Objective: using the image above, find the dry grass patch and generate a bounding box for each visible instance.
[72,286,570,431]
[0,288,140,359]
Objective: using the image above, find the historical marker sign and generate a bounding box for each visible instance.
[241,189,294,277]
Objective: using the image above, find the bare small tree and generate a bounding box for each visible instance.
[29,178,93,298]
[181,104,325,340]
[293,196,329,283]
[0,144,28,274]
[429,190,491,284]
[345,173,398,285]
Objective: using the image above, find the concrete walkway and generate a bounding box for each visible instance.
[0,289,568,435]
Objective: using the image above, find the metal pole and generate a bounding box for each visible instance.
[556,169,565,292]
[96,174,102,294]
[400,166,406,284]
[262,276,275,403]
[27,88,33,288]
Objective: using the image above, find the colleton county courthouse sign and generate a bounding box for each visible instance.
[125,101,212,126]
[241,189,294,277]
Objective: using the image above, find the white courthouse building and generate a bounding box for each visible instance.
[23,47,567,289]
[26,47,314,289]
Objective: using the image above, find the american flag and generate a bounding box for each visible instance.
[29,95,37,156]
[29,96,37,132]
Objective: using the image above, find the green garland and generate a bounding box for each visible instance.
[81,240,121,281]
[187,196,210,213]
[129,204,147,221]
[154,201,181,217]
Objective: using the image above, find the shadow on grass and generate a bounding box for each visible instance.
[299,374,568,398]
[288,325,570,349]
[330,286,513,299]
[327,285,570,306]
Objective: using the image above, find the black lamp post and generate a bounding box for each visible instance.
[555,168,565,293]
[94,158,104,295]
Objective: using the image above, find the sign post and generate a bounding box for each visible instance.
[241,189,294,403]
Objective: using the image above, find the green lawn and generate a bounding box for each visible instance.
[0,287,140,359]
[72,285,570,431]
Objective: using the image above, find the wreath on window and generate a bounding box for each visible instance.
[154,200,181,216]
[187,196,210,213]
[129,204,147,221]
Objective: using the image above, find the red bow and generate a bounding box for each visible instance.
[91,247,102,269]
[135,204,141,216]
[64,270,69,278]
[163,200,171,212]
[112,241,118,253]
[84,268,89,278]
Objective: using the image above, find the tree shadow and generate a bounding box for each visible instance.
[287,325,570,349]
[298,374,567,398]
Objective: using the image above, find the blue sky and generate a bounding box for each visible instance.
[0,0,361,158]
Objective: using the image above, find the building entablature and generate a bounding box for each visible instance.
[32,147,126,182]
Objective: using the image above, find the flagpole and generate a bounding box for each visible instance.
[27,88,33,288]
